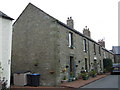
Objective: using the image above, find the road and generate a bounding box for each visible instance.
[81,75,120,88]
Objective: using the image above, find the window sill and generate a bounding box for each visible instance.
[83,50,87,53]
[69,46,75,49]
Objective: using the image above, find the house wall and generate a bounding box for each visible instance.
[12,4,60,86]
[89,43,103,73]
[55,22,107,83]
[109,52,114,62]
[0,17,12,88]
[55,24,85,83]
[12,3,114,86]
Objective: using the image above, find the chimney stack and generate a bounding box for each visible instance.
[67,17,74,28]
[83,26,91,38]
[98,39,105,47]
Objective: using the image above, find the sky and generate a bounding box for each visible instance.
[0,0,119,50]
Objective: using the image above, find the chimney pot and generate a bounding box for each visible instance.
[67,17,74,28]
[83,26,91,38]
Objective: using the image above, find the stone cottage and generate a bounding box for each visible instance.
[12,3,114,86]
[0,11,13,88]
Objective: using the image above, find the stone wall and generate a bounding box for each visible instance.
[12,3,59,86]
[12,3,114,86]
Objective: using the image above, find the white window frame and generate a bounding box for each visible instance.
[68,32,73,48]
[83,39,87,52]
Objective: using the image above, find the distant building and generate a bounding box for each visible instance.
[0,11,13,88]
[112,46,120,63]
[12,3,114,86]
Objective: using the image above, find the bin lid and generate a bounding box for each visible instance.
[31,74,41,75]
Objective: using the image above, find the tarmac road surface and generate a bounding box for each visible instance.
[81,75,120,88]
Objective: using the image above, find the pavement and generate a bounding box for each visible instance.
[10,73,110,89]
[60,73,110,88]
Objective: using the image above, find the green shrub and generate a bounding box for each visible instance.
[81,72,89,80]
[103,58,112,72]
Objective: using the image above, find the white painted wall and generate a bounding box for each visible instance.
[0,17,12,88]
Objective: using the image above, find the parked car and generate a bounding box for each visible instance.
[111,64,120,75]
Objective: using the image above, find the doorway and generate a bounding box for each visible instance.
[69,56,75,77]
[85,58,88,72]
[94,59,98,73]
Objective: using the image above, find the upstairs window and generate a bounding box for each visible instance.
[99,46,101,55]
[68,32,73,48]
[104,52,106,58]
[83,39,87,52]
[94,43,96,55]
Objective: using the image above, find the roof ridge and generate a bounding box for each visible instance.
[0,11,14,20]
[12,3,113,54]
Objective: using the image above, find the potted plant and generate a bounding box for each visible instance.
[61,76,68,83]
[78,73,82,79]
[69,72,76,81]
[81,72,89,80]
[70,72,74,78]
[91,70,97,77]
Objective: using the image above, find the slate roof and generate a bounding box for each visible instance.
[0,11,14,20]
[13,3,113,54]
[13,3,100,45]
[112,46,120,54]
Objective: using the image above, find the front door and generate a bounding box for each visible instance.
[69,56,75,78]
[85,58,88,72]
[94,59,98,73]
